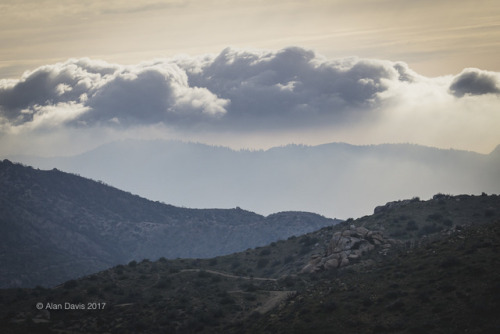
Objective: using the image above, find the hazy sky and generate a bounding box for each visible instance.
[1,0,500,156]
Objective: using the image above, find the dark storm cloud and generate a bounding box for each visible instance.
[0,46,482,133]
[0,58,228,128]
[181,47,411,128]
[0,59,118,125]
[449,68,500,97]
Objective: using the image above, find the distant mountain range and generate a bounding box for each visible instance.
[0,160,338,288]
[8,140,500,218]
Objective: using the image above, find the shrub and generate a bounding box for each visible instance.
[271,260,281,267]
[257,258,269,268]
[324,300,337,311]
[300,235,319,246]
[242,283,258,292]
[219,295,235,305]
[442,219,453,226]
[427,213,443,221]
[87,286,99,295]
[198,270,210,278]
[299,246,310,255]
[406,220,419,231]
[259,248,271,256]
[418,224,442,236]
[485,209,495,217]
[244,293,256,301]
[440,256,461,268]
[63,279,77,289]
[279,275,296,288]
[155,278,171,289]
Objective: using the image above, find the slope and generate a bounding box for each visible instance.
[1,194,498,333]
[0,160,338,288]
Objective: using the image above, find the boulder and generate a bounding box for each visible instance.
[339,258,350,267]
[300,263,317,274]
[324,258,339,270]
[348,253,360,260]
[317,226,398,272]
[355,227,369,238]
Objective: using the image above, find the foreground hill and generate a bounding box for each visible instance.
[9,140,500,218]
[0,160,338,288]
[1,194,498,333]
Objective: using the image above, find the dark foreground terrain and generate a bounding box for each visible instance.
[1,194,499,333]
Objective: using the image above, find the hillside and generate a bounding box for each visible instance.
[9,140,500,218]
[1,194,498,333]
[0,160,339,288]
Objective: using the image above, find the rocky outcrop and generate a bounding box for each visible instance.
[374,198,419,214]
[301,225,400,273]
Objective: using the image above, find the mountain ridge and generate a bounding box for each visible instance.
[6,140,500,219]
[0,159,339,288]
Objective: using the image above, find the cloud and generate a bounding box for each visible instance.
[1,46,500,155]
[0,47,417,131]
[0,58,229,129]
[449,68,500,97]
[181,47,401,129]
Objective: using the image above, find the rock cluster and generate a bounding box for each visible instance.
[373,198,417,214]
[301,225,399,273]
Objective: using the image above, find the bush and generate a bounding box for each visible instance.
[219,295,235,305]
[440,256,461,268]
[299,246,310,255]
[63,279,77,289]
[427,213,443,221]
[418,224,442,236]
[87,286,99,295]
[259,248,271,256]
[244,293,257,301]
[279,275,296,288]
[324,300,337,311]
[198,270,210,278]
[406,220,419,231]
[242,283,258,292]
[257,258,269,268]
[300,236,319,247]
[155,278,171,289]
[442,219,453,226]
[485,209,495,217]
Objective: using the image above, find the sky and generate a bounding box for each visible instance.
[1,0,500,156]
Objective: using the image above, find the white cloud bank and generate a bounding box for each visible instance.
[1,47,500,155]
